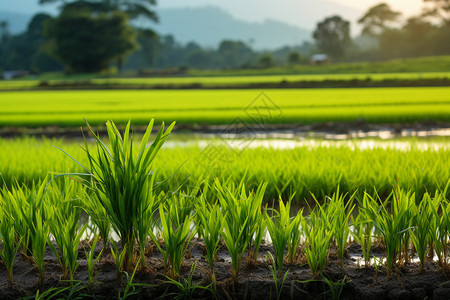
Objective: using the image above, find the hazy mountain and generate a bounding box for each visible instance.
[147,6,311,49]
[0,11,36,34]
[1,6,312,50]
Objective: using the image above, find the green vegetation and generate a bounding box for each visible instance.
[0,87,450,126]
[265,200,301,270]
[1,136,450,202]
[0,119,450,298]
[73,119,174,271]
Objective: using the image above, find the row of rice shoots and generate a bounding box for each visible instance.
[2,175,450,283]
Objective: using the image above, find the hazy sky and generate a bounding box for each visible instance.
[156,0,424,29]
[1,0,425,30]
[332,0,423,15]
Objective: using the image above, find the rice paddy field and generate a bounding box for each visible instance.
[1,136,449,201]
[1,87,450,127]
[1,81,450,298]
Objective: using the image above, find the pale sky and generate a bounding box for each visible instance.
[332,0,423,15]
[1,0,426,31]
[156,0,425,29]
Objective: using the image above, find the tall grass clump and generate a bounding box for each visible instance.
[216,179,267,282]
[326,189,355,266]
[366,191,414,279]
[0,180,51,284]
[66,119,175,271]
[0,181,48,257]
[46,178,86,281]
[351,193,374,267]
[195,193,223,277]
[427,190,449,267]
[301,204,333,277]
[265,199,302,270]
[150,192,196,278]
[410,192,434,271]
[82,192,110,251]
[0,207,21,283]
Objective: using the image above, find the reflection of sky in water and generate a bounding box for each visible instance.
[164,128,450,152]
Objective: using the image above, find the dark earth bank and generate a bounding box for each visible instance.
[1,120,450,140]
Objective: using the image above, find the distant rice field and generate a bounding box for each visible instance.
[0,87,449,127]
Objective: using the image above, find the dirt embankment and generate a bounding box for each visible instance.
[2,120,450,139]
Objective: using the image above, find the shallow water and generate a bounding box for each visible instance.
[164,136,450,151]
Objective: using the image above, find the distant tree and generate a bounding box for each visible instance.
[422,0,450,24]
[287,51,302,64]
[44,8,137,73]
[378,28,405,59]
[39,0,158,21]
[186,50,210,69]
[185,42,202,53]
[0,21,9,43]
[0,14,61,72]
[217,40,253,68]
[402,17,436,57]
[358,3,401,36]
[258,53,274,68]
[121,28,159,71]
[313,15,351,60]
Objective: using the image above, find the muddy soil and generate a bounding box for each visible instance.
[0,239,449,299]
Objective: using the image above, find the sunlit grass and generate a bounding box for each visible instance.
[0,87,450,126]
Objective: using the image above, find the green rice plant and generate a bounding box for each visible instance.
[366,191,413,279]
[150,197,196,278]
[163,261,212,300]
[111,240,128,282]
[301,207,333,276]
[135,174,162,269]
[195,194,223,273]
[84,234,103,294]
[46,178,86,281]
[30,210,50,285]
[410,192,433,271]
[65,118,175,271]
[117,259,142,300]
[267,252,289,300]
[321,275,348,300]
[82,192,110,251]
[0,180,51,284]
[0,180,48,257]
[265,199,301,270]
[296,274,348,300]
[0,208,21,283]
[250,207,266,266]
[428,191,448,267]
[49,211,87,281]
[392,189,416,264]
[27,283,85,300]
[215,179,267,282]
[351,193,374,267]
[287,208,303,265]
[325,188,356,266]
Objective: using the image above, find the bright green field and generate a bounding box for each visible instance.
[1,72,449,90]
[1,136,449,201]
[1,87,450,127]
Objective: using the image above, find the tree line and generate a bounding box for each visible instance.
[0,0,449,74]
